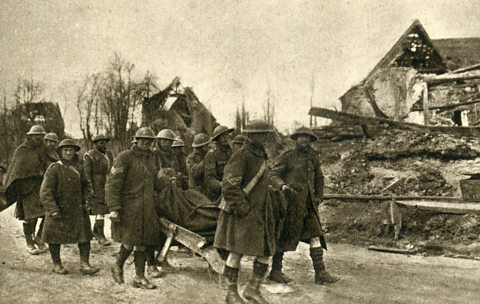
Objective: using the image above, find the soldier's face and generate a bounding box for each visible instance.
[160,139,173,150]
[30,134,44,146]
[44,139,57,149]
[137,138,153,150]
[61,147,76,161]
[94,140,108,153]
[296,135,311,149]
[217,133,230,148]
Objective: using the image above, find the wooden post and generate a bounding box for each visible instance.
[423,82,429,126]
[389,200,402,241]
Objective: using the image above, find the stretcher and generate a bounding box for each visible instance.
[156,217,225,275]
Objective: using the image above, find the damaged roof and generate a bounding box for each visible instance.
[432,38,480,71]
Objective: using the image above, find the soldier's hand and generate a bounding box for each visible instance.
[109,211,120,223]
[281,184,294,194]
[314,197,323,206]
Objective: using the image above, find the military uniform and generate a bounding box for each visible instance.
[107,133,162,289]
[40,139,98,275]
[185,149,213,199]
[268,127,338,285]
[214,120,275,304]
[270,146,324,251]
[214,141,276,257]
[40,158,93,245]
[84,149,114,215]
[4,127,51,255]
[106,145,160,246]
[204,146,232,201]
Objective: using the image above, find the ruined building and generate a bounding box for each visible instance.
[312,20,480,127]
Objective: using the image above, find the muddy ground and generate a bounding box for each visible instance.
[1,206,479,304]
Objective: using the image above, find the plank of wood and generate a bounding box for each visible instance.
[323,193,460,202]
[202,246,225,274]
[379,177,404,193]
[395,200,480,214]
[411,99,480,112]
[423,82,429,125]
[424,72,480,84]
[308,107,480,137]
[368,245,417,255]
[158,218,207,254]
[451,63,480,74]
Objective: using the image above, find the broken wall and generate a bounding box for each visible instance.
[340,67,423,121]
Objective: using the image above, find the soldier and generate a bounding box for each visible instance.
[107,127,162,289]
[185,133,212,198]
[269,127,339,285]
[4,125,50,255]
[40,139,99,275]
[154,129,178,170]
[84,134,114,246]
[214,120,277,304]
[204,125,234,201]
[231,134,247,153]
[172,136,188,190]
[44,132,59,165]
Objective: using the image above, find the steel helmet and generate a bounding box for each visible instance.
[192,133,210,148]
[26,125,46,135]
[212,125,234,141]
[92,134,110,142]
[172,136,185,147]
[242,120,275,133]
[290,127,318,142]
[56,139,80,152]
[156,129,176,140]
[232,134,247,144]
[134,127,155,139]
[44,132,59,142]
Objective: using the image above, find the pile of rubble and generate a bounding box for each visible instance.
[363,129,480,161]
[317,126,480,253]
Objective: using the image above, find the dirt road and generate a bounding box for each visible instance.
[0,206,478,304]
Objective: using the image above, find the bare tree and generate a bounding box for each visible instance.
[263,80,275,126]
[14,78,45,105]
[76,73,104,145]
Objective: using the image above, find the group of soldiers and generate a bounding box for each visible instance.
[2,119,339,304]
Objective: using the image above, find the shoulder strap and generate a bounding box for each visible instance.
[242,161,267,195]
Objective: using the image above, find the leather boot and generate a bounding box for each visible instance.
[268,252,292,284]
[34,218,48,252]
[132,251,156,289]
[224,266,245,304]
[23,222,39,255]
[95,219,111,246]
[310,247,339,285]
[243,260,270,304]
[158,258,175,272]
[146,246,163,278]
[49,244,68,274]
[79,242,99,275]
[111,245,132,284]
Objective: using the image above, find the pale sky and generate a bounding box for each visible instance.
[1,0,480,136]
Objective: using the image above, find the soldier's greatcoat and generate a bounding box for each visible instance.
[84,149,114,215]
[40,157,93,244]
[4,139,50,219]
[154,146,179,172]
[106,145,160,246]
[214,141,276,257]
[204,146,232,200]
[269,146,325,252]
[186,149,215,200]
